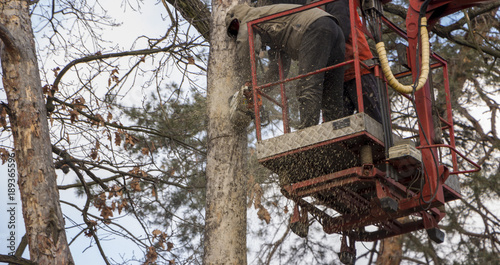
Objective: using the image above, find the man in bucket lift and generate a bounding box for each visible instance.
[268,0,383,123]
[226,3,346,129]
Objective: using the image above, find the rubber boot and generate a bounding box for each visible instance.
[322,107,344,123]
[296,98,321,129]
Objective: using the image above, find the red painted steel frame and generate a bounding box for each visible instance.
[380,14,480,175]
[248,0,366,141]
[247,0,485,240]
[281,165,447,241]
[405,0,489,204]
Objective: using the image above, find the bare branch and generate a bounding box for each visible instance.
[53,43,195,89]
[61,200,149,249]
[384,2,500,58]
[52,145,109,190]
[0,255,35,265]
[50,96,206,155]
[13,234,28,260]
[265,224,290,265]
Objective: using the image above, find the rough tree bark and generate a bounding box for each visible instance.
[204,0,248,264]
[376,235,404,265]
[163,0,211,40]
[0,1,74,264]
[376,217,407,265]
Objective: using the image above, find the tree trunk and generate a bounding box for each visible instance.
[376,218,409,265]
[203,0,248,264]
[376,217,409,264]
[0,1,74,264]
[376,235,404,265]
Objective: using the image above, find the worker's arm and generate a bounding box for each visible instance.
[235,22,263,81]
[263,48,291,87]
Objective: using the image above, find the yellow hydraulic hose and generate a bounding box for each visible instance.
[376,17,430,94]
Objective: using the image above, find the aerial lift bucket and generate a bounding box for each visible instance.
[244,0,484,263]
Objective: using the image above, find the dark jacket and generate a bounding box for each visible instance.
[268,0,350,40]
[226,3,335,62]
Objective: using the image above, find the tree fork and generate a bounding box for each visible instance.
[0,1,74,264]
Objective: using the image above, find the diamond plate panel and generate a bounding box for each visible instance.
[257,113,384,160]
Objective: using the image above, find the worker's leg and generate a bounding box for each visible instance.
[297,17,342,128]
[321,21,346,122]
[343,73,382,123]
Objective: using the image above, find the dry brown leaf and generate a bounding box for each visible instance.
[125,133,139,146]
[72,97,85,110]
[253,183,263,210]
[257,206,271,224]
[129,167,140,175]
[95,114,105,127]
[90,148,98,160]
[0,148,9,164]
[70,109,79,123]
[151,186,157,198]
[52,67,60,77]
[100,206,114,220]
[114,132,122,146]
[42,84,51,94]
[246,175,256,208]
[166,242,174,252]
[130,177,141,192]
[152,229,162,238]
[117,199,127,214]
[144,246,157,265]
